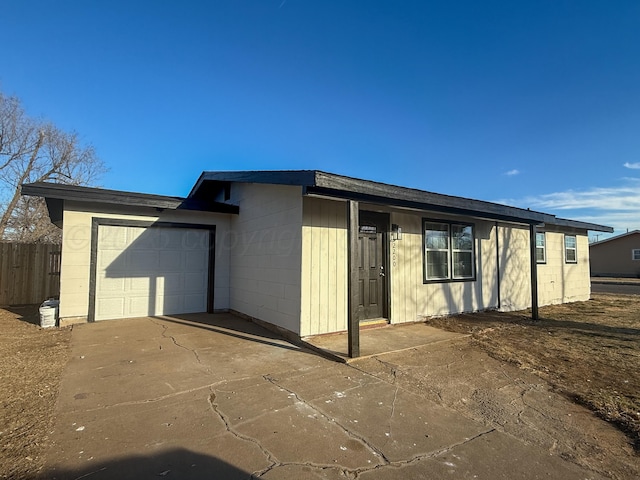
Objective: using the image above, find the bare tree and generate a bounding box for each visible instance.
[0,90,106,242]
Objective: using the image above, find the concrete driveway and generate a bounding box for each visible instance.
[43,313,607,479]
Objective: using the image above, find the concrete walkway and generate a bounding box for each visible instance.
[43,313,606,479]
[303,322,465,360]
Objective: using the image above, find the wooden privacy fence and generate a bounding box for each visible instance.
[0,243,61,305]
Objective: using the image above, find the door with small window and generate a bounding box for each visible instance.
[357,211,389,321]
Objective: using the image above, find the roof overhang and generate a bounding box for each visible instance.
[21,182,240,226]
[191,170,562,226]
[23,171,614,234]
[546,217,613,233]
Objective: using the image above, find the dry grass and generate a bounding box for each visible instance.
[426,293,640,451]
[0,305,71,480]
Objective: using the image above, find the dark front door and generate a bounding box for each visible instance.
[358,211,388,321]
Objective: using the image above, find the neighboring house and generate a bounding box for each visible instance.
[589,230,640,278]
[22,170,612,357]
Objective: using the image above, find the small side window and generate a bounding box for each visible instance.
[535,232,546,263]
[564,235,577,263]
[632,249,640,261]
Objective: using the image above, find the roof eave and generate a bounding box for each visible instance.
[191,170,551,224]
[189,170,318,197]
[305,186,550,224]
[548,217,614,233]
[21,182,239,214]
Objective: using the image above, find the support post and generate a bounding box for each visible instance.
[347,200,360,358]
[529,224,539,320]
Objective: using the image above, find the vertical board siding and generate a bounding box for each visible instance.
[390,214,501,323]
[301,197,347,336]
[0,243,61,305]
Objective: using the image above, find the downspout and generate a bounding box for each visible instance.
[495,222,501,310]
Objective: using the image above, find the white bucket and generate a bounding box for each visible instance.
[39,299,59,328]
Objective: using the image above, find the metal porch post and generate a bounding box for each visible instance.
[529,224,539,320]
[347,200,360,358]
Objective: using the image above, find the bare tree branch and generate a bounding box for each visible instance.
[0,90,106,242]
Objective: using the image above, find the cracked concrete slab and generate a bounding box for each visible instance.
[43,314,625,479]
[309,378,491,463]
[48,388,271,479]
[220,394,384,469]
[259,464,349,479]
[268,363,493,463]
[358,429,606,479]
[266,361,383,401]
[352,337,639,478]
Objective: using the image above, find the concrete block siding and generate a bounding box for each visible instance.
[538,231,590,305]
[227,184,303,334]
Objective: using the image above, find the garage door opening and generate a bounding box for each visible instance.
[88,219,216,321]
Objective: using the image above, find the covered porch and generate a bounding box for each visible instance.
[302,320,466,362]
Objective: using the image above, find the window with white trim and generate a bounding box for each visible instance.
[423,220,475,282]
[564,234,577,263]
[536,232,546,263]
[632,249,640,261]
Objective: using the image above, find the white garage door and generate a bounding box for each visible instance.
[95,225,209,321]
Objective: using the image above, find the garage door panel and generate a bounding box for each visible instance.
[98,276,126,292]
[182,294,206,312]
[185,250,207,269]
[128,251,159,270]
[97,250,121,269]
[99,227,128,249]
[129,276,151,292]
[129,296,155,317]
[129,231,160,250]
[161,229,185,248]
[185,270,206,287]
[159,254,182,271]
[162,295,184,313]
[94,225,210,321]
[162,273,184,291]
[96,298,125,319]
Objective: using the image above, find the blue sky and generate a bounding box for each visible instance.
[1,0,639,239]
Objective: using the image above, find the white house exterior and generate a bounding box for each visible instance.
[23,170,611,357]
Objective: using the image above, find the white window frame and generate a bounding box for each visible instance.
[632,249,640,261]
[535,232,546,263]
[423,219,475,282]
[564,234,577,263]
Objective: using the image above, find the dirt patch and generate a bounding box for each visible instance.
[425,293,640,452]
[0,305,71,480]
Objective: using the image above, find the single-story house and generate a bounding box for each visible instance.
[590,230,640,278]
[22,170,612,357]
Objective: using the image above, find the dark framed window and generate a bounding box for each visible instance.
[423,219,475,282]
[632,249,640,261]
[564,234,577,263]
[536,232,546,263]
